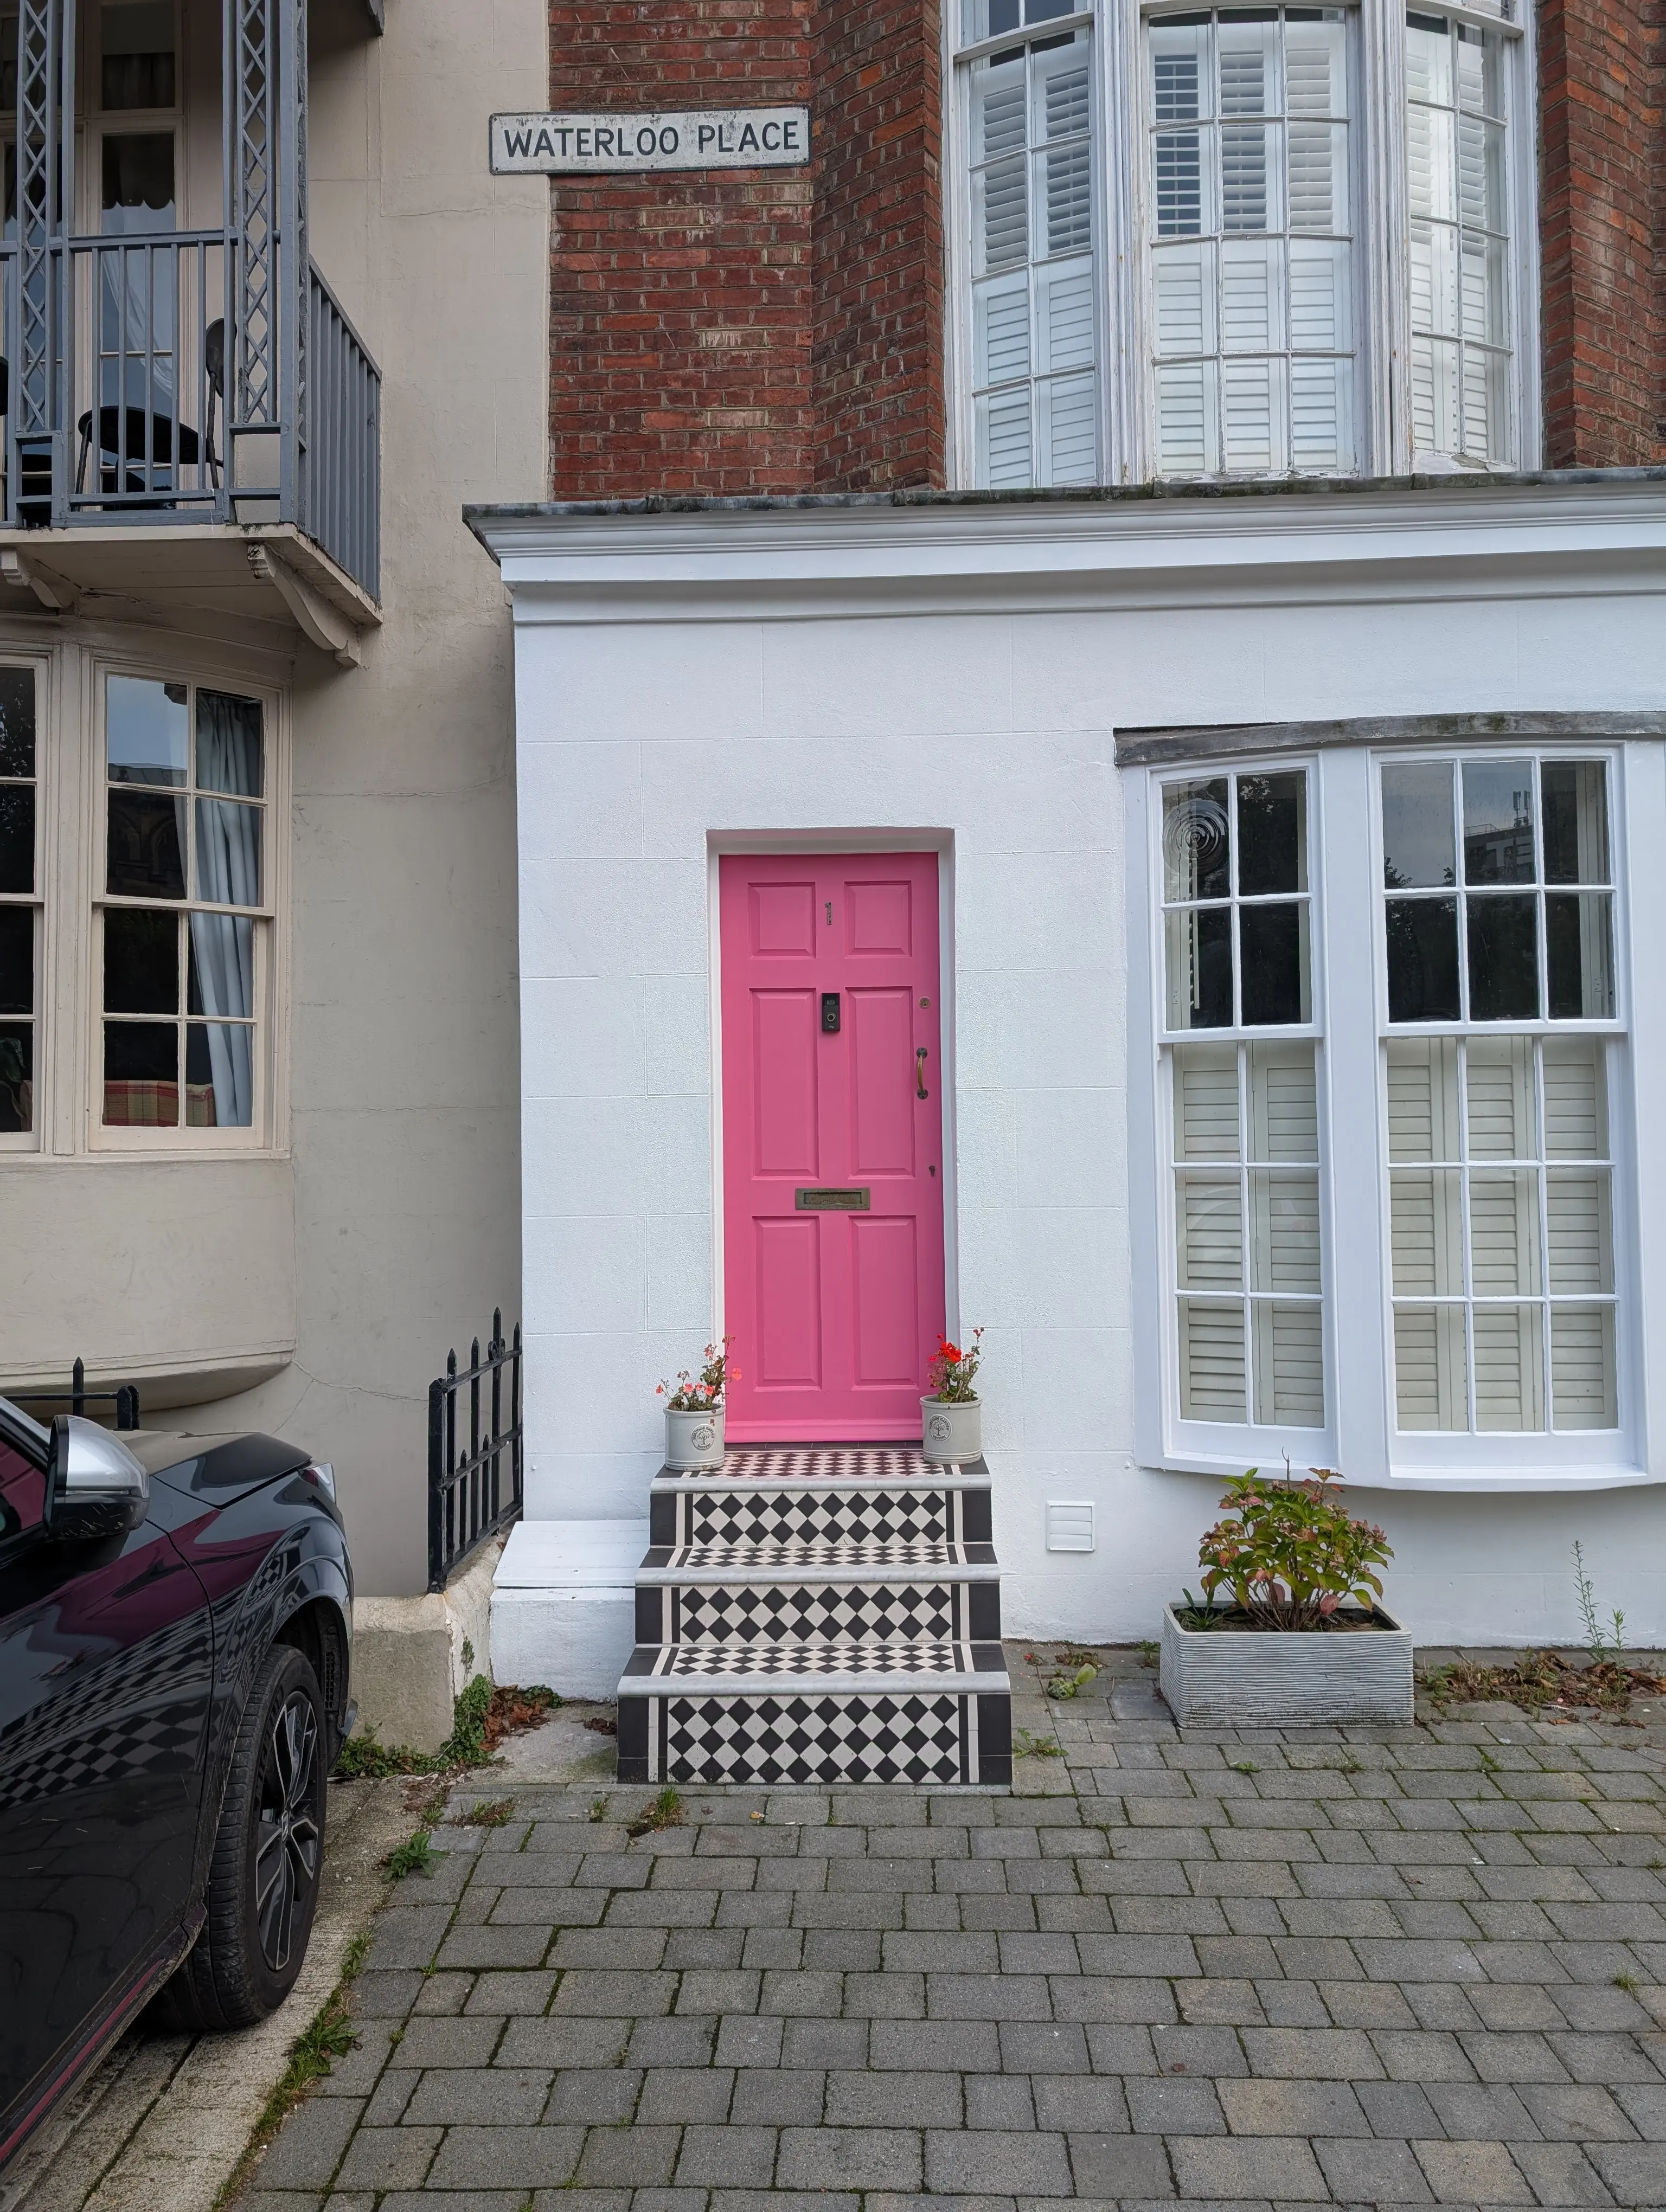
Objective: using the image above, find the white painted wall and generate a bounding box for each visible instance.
[491,484,1666,1647]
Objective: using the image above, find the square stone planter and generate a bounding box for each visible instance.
[1159,1601,1414,1727]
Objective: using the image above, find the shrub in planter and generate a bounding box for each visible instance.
[1160,1468,1412,1726]
[921,1328,983,1463]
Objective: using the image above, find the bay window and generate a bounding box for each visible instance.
[1135,736,1641,1489]
[0,667,37,1141]
[950,0,1533,484]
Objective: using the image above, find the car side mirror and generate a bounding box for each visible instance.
[45,1416,149,1541]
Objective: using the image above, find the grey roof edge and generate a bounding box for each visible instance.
[1116,710,1666,767]
[463,465,1666,551]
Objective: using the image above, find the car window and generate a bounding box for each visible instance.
[0,1434,46,1541]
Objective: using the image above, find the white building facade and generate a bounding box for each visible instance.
[474,473,1666,1649]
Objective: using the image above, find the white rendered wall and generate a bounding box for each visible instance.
[507,522,1666,1647]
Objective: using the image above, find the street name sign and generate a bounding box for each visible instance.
[490,108,811,174]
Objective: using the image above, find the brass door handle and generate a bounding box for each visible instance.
[916,1047,930,1100]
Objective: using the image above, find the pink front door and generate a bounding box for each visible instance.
[720,852,946,1442]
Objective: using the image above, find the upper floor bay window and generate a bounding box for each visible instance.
[1131,738,1644,1490]
[950,0,1533,484]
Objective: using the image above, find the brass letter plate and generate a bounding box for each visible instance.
[795,1187,870,1211]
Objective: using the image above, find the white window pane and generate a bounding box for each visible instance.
[1155,129,1204,235]
[1221,355,1277,472]
[1550,1304,1617,1430]
[1152,27,1207,119]
[1252,1300,1325,1426]
[1154,243,1210,353]
[1043,140,1091,258]
[1041,374,1098,483]
[1473,1302,1545,1431]
[1287,121,1345,232]
[1178,1175,1244,1289]
[976,157,1028,274]
[1174,1041,1241,1159]
[1411,333,1462,455]
[1288,240,1348,351]
[1220,240,1276,351]
[1461,342,1507,463]
[1406,17,1453,111]
[1290,357,1348,471]
[1465,1034,1535,1159]
[1285,18,1347,118]
[978,387,1033,487]
[1469,1168,1542,1296]
[1546,1170,1612,1294]
[1542,1038,1607,1159]
[1247,1040,1317,1161]
[1406,100,1453,223]
[1387,1038,1463,1163]
[974,63,1027,163]
[1394,1302,1469,1429]
[976,276,1030,386]
[1221,121,1271,231]
[1039,262,1094,372]
[1391,1167,1465,1295]
[1156,357,1212,474]
[1218,26,1273,118]
[1250,1171,1320,1292]
[1180,1298,1247,1419]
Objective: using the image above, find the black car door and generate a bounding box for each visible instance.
[0,1411,215,2126]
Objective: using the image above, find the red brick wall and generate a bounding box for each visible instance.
[546,0,945,497]
[1538,0,1666,467]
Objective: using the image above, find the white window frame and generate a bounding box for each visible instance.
[1130,736,1661,1493]
[0,653,52,1154]
[945,0,1541,485]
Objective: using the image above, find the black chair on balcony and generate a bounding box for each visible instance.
[74,320,225,504]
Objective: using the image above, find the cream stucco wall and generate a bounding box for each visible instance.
[0,0,547,1599]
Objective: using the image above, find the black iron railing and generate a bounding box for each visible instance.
[12,1357,140,1430]
[428,1311,523,1593]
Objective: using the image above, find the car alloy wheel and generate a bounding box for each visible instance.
[254,1688,321,1973]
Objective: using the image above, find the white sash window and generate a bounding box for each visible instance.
[949,0,1535,484]
[1132,740,1648,1491]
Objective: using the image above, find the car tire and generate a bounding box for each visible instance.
[159,1644,328,2031]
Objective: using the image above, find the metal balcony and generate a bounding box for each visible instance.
[0,0,381,605]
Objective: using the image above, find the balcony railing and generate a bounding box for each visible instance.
[0,231,381,600]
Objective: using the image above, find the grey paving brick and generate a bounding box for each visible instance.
[1125,2078,1228,2136]
[465,1970,559,2015]
[438,1924,553,1970]
[1423,2084,1542,2140]
[715,2015,784,2067]
[1240,2027,1384,2080]
[1216,2080,1370,2137]
[778,2126,924,2190]
[637,2068,736,2123]
[1167,2134,1329,2201]
[1029,2076,1130,2132]
[626,2018,719,2067]
[543,2068,643,2123]
[927,1974,1053,2020]
[1312,2136,1436,2202]
[1151,2024,1250,2076]
[997,2022,1088,2073]
[333,2126,444,2191]
[1370,2030,1481,2081]
[388,2016,503,2068]
[1509,2140,1621,2206]
[673,2124,778,2185]
[783,2018,870,2068]
[553,1970,680,2016]
[967,2074,1037,2129]
[731,2067,825,2124]
[422,2126,585,2190]
[1355,2080,1444,2138]
[574,2127,684,2188]
[924,2129,1073,2194]
[1413,2137,1535,2204]
[870,2019,1000,2070]
[255,2097,366,2189]
[1615,2084,1666,2138]
[402,2067,552,2126]
[824,2071,962,2126]
[1586,2140,1666,2204]
[498,2017,632,2069]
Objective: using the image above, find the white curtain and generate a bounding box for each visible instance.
[189,691,260,1126]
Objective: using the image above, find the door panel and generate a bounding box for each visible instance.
[721,852,946,1439]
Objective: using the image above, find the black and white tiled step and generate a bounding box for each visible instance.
[618,1446,1010,1788]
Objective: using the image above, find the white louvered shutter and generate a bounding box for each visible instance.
[969,33,1098,489]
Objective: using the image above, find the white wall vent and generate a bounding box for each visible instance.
[1046,1501,1095,1553]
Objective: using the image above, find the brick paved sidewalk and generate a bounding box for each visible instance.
[240,1645,1666,2211]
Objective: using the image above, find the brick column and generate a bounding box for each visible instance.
[1537,0,1666,467]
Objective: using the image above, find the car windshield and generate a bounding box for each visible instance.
[0,1393,50,1445]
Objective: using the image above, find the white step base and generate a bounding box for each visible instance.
[490,1519,648,1700]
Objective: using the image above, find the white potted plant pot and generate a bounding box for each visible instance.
[920,1395,981,1464]
[664,1405,725,1470]
[1159,1600,1414,1727]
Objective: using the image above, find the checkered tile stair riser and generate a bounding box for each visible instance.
[619,1444,1010,1787]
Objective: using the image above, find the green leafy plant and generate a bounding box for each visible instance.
[926,1327,984,1403]
[1046,1661,1098,1700]
[1231,1759,1260,1774]
[1175,1587,1228,1630]
[625,1785,684,1840]
[1196,1468,1392,1631]
[1014,1727,1063,1758]
[1614,1971,1641,1993]
[460,1797,516,1828]
[382,1825,445,1880]
[589,1796,608,1822]
[1573,1541,1626,1662]
[658,1338,737,1411]
[1137,1639,1160,1669]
